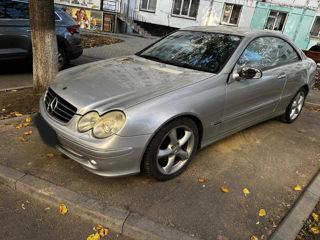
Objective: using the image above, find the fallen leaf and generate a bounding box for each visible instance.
[99,228,109,237]
[23,131,32,135]
[243,188,250,196]
[294,185,302,191]
[87,233,100,240]
[21,203,25,210]
[23,123,31,127]
[189,233,195,237]
[15,113,23,117]
[11,89,17,92]
[26,200,30,204]
[250,236,258,240]
[258,209,266,217]
[310,226,319,234]
[94,224,103,231]
[36,218,42,222]
[59,204,68,215]
[220,186,229,193]
[1,108,5,112]
[256,221,259,225]
[16,123,23,129]
[121,57,131,61]
[25,117,31,123]
[44,207,50,211]
[312,212,319,222]
[46,153,54,158]
[19,137,27,142]
[198,178,205,183]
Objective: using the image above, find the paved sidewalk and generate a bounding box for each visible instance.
[0,109,319,239]
[73,33,157,62]
[0,33,157,91]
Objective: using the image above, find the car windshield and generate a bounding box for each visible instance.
[137,31,242,73]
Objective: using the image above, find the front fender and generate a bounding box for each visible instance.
[117,75,227,141]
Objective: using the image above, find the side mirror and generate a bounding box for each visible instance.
[238,67,262,79]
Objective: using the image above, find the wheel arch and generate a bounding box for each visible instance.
[139,113,204,172]
[301,84,309,95]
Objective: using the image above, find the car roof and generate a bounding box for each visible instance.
[181,26,284,38]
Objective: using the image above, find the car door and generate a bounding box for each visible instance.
[221,36,289,133]
[0,0,31,59]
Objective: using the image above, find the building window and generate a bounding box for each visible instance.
[140,0,157,12]
[221,3,242,25]
[310,17,320,37]
[264,10,288,31]
[172,0,200,19]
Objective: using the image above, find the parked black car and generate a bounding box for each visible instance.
[0,0,83,70]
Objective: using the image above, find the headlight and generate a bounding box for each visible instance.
[92,111,126,138]
[78,112,100,132]
[78,111,126,138]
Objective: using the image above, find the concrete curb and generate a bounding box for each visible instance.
[0,85,33,92]
[269,171,320,240]
[0,164,198,240]
[0,114,33,124]
[305,101,320,108]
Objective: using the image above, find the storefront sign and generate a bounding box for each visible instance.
[90,10,103,31]
[103,0,120,12]
[54,0,101,10]
[72,8,91,29]
[103,13,114,32]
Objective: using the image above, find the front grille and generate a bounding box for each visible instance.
[44,88,77,123]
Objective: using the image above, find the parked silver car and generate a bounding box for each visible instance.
[36,26,316,181]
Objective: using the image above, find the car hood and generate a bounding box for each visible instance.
[50,56,214,115]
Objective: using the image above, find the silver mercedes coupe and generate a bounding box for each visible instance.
[36,26,316,181]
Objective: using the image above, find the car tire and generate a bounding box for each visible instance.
[143,118,199,181]
[280,88,306,123]
[58,47,68,71]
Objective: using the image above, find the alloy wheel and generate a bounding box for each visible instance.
[290,91,305,121]
[156,126,195,175]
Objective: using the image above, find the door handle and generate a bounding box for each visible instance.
[277,73,286,79]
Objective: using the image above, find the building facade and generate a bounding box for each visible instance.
[250,0,318,49]
[133,0,320,49]
[307,6,320,49]
[134,0,258,29]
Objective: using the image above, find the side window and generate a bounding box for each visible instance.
[0,3,6,19]
[235,37,299,72]
[275,38,300,65]
[6,1,29,19]
[0,1,10,18]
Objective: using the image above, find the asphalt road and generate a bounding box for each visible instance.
[0,184,132,240]
[0,108,319,239]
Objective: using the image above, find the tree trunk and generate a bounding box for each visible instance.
[29,0,58,94]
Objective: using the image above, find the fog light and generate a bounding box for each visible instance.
[90,159,97,165]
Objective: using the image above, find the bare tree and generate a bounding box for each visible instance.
[29,0,58,93]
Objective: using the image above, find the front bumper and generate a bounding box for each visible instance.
[38,97,151,177]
